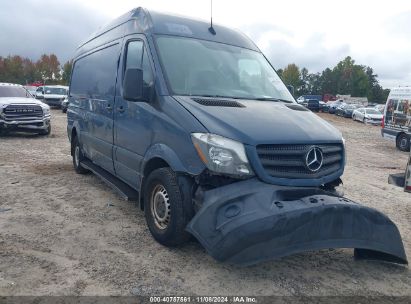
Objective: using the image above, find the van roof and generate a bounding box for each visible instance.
[75,7,259,58]
[388,87,411,99]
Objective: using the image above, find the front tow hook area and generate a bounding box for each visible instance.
[186,179,407,266]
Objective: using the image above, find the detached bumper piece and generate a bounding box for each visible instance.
[187,179,407,266]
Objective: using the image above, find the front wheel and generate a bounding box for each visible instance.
[396,133,410,152]
[144,168,193,246]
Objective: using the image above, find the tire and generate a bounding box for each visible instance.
[396,133,410,152]
[72,135,89,174]
[144,167,193,247]
[363,118,366,124]
[39,123,51,136]
[352,115,356,121]
[62,108,67,113]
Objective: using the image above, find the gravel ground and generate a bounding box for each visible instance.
[0,109,410,296]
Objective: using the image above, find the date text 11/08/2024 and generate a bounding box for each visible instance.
[149,296,257,303]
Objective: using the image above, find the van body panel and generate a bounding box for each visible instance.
[67,7,407,265]
[173,96,342,145]
[76,8,259,61]
[69,42,122,174]
[148,11,259,51]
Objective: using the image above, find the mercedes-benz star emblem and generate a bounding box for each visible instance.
[305,146,323,172]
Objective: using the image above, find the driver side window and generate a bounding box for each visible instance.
[124,40,154,99]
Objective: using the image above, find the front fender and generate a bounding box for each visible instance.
[142,143,205,176]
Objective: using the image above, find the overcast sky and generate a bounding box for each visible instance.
[1,0,410,88]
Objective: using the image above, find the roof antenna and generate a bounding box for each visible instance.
[208,0,216,35]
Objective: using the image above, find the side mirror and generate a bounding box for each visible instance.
[123,68,144,101]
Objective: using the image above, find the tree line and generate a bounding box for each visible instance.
[0,54,72,86]
[277,56,389,103]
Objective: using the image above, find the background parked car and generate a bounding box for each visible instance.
[336,103,359,117]
[334,103,347,116]
[0,83,51,135]
[328,100,344,114]
[319,101,330,112]
[352,107,383,125]
[374,104,385,113]
[35,85,68,108]
[305,99,320,112]
[61,97,69,113]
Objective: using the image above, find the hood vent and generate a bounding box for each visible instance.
[285,104,309,111]
[192,98,245,108]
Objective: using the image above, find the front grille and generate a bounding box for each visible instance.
[3,104,43,121]
[256,144,343,179]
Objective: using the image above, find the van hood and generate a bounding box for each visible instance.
[0,97,49,109]
[174,96,342,145]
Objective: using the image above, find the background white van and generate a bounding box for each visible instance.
[381,87,411,151]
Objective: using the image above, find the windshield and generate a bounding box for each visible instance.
[0,86,32,98]
[366,109,380,114]
[156,36,294,102]
[45,87,67,95]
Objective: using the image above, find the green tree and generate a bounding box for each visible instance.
[319,68,336,94]
[281,64,301,93]
[350,64,369,97]
[299,67,309,95]
[0,56,24,83]
[61,60,73,85]
[276,68,283,78]
[307,73,322,95]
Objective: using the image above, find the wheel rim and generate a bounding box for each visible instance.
[150,184,171,230]
[400,137,408,149]
[75,146,80,167]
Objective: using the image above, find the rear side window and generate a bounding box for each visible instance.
[124,40,154,99]
[71,44,119,100]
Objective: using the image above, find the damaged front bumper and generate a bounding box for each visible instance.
[187,179,407,265]
[0,117,50,132]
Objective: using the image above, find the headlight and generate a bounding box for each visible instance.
[191,133,254,177]
[43,107,50,115]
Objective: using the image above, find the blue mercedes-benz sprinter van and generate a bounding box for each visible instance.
[67,8,406,265]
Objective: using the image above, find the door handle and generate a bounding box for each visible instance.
[117,106,125,113]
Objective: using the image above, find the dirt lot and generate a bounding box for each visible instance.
[0,109,410,296]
